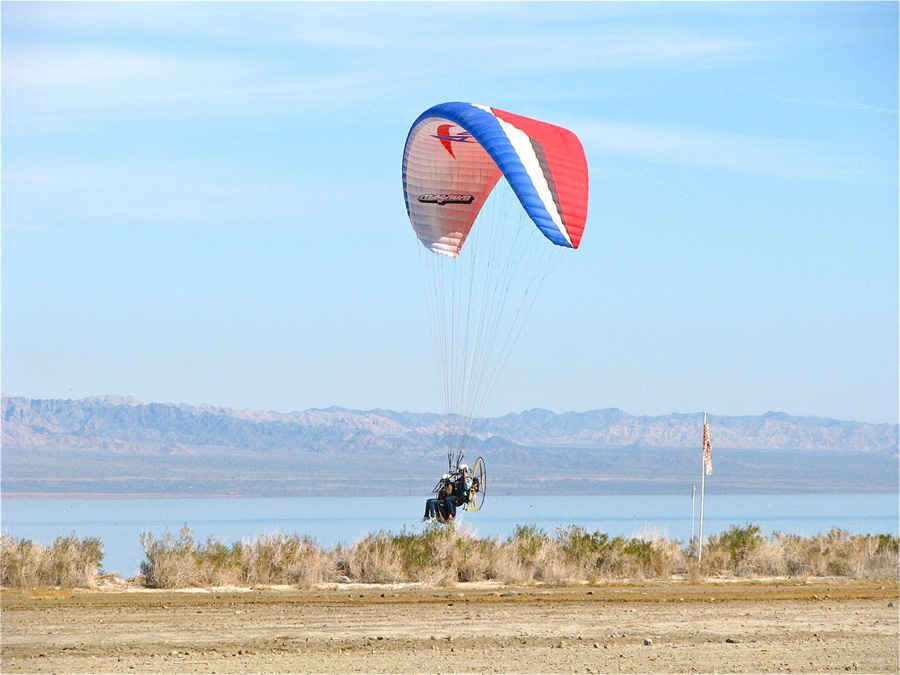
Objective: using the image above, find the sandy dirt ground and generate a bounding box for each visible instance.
[2,579,898,674]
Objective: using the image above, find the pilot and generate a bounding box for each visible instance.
[442,464,471,521]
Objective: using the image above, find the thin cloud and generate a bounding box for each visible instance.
[3,162,285,226]
[575,119,878,182]
[2,2,753,62]
[3,37,752,128]
[777,95,898,117]
[1,161,391,230]
[2,44,400,121]
[3,46,170,88]
[0,222,56,233]
[3,3,756,123]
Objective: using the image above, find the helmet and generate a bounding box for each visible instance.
[460,464,469,472]
[442,473,451,480]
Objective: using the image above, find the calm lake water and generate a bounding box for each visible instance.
[2,493,897,577]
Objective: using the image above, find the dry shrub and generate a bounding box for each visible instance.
[454,529,498,582]
[340,532,404,583]
[774,529,899,580]
[488,525,577,584]
[631,529,688,577]
[2,533,44,588]
[533,546,571,585]
[489,526,690,583]
[417,525,462,584]
[140,525,200,588]
[380,525,481,584]
[695,540,731,575]
[1,531,103,588]
[240,532,335,587]
[737,536,787,576]
[493,524,549,584]
[491,539,533,584]
[774,532,816,577]
[605,538,666,579]
[820,529,878,577]
[864,533,900,579]
[335,526,500,586]
[701,523,789,577]
[703,524,764,576]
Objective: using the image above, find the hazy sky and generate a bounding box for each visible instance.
[2,2,897,423]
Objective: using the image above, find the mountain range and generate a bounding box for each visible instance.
[2,395,897,497]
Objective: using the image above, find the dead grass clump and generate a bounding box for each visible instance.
[339,531,404,583]
[738,536,787,576]
[407,524,463,584]
[493,524,554,584]
[632,529,689,577]
[773,532,824,577]
[755,529,900,580]
[139,525,201,588]
[491,540,533,584]
[240,532,335,587]
[1,531,103,588]
[453,529,498,582]
[864,533,900,579]
[533,548,572,585]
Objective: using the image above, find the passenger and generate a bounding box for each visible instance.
[423,473,453,521]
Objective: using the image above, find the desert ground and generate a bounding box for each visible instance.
[2,579,897,674]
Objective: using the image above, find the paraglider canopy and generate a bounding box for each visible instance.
[402,102,589,258]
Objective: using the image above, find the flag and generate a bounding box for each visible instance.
[702,421,713,475]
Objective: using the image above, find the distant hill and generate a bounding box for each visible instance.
[2,395,897,497]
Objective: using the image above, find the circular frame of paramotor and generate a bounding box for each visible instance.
[463,456,486,512]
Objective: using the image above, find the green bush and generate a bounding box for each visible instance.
[510,524,547,559]
[708,523,763,572]
[557,526,609,562]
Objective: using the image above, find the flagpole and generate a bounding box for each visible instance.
[698,411,707,562]
[691,483,696,554]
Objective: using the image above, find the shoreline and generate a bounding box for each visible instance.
[3,486,899,499]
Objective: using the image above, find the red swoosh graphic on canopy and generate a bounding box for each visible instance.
[436,123,456,158]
